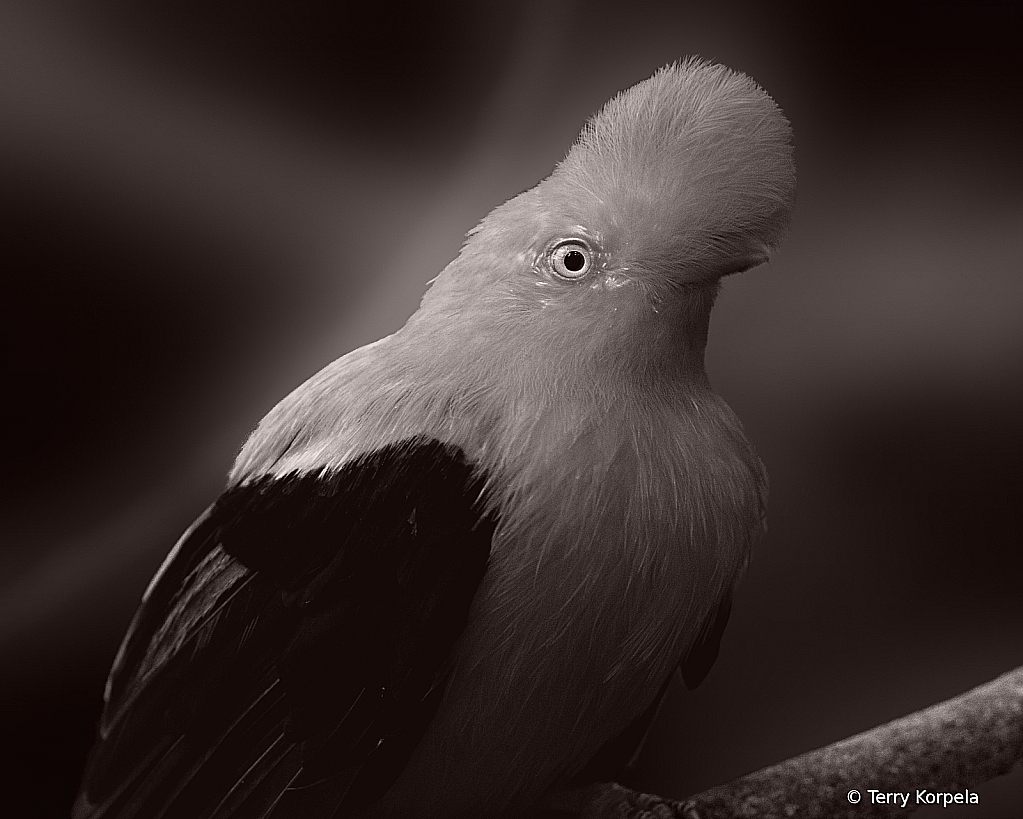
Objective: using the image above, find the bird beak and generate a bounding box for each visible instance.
[712,248,771,279]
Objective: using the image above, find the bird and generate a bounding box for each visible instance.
[73,58,795,819]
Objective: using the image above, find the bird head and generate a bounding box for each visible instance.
[411,59,795,386]
[411,59,794,383]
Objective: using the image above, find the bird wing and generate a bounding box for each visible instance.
[74,437,496,819]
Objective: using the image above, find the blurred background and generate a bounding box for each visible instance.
[1,2,1020,816]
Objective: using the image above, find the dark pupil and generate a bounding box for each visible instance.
[563,250,585,272]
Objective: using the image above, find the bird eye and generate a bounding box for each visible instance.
[549,241,593,281]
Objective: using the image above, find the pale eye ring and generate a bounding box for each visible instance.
[549,240,593,281]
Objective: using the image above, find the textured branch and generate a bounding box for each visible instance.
[580,665,1023,818]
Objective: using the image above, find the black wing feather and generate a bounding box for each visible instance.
[75,437,496,819]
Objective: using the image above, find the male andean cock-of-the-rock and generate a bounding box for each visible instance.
[73,58,796,818]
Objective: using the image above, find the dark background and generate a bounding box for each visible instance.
[2,2,1020,817]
